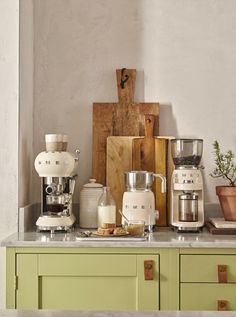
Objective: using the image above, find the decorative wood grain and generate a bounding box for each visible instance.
[107,135,174,226]
[92,69,160,185]
[154,138,168,226]
[106,136,137,224]
[133,137,174,226]
[132,114,155,172]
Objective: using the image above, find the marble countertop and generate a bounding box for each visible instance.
[0,311,236,317]
[1,227,236,248]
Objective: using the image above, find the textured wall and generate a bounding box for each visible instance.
[33,0,236,205]
[19,0,34,207]
[0,0,19,308]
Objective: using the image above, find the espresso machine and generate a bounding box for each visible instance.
[170,139,204,232]
[122,171,166,231]
[34,134,79,232]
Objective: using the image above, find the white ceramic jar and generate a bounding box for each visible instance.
[79,179,103,228]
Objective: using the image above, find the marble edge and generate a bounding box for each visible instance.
[2,309,236,317]
[1,230,236,248]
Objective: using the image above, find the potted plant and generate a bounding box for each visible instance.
[210,140,236,221]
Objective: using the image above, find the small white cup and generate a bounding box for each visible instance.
[45,134,63,152]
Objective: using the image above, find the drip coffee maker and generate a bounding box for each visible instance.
[122,171,166,232]
[34,134,79,232]
[170,139,204,232]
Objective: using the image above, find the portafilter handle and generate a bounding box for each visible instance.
[153,173,166,193]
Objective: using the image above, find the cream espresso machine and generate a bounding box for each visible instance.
[170,138,204,232]
[122,171,166,232]
[34,134,79,232]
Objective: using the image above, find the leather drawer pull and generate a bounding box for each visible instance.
[217,300,228,311]
[218,264,228,283]
[144,260,154,280]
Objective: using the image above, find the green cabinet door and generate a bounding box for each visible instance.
[16,253,159,310]
[16,254,39,309]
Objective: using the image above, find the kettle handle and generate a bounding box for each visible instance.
[153,174,166,193]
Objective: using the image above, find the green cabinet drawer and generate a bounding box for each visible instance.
[181,283,236,311]
[180,255,236,282]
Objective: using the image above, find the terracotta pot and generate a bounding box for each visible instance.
[216,186,236,221]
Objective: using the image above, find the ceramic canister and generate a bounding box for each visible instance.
[79,179,103,228]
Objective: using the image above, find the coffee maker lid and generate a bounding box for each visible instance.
[83,179,103,188]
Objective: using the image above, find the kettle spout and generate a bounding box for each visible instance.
[154,174,166,193]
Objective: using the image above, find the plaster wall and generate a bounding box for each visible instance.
[0,0,19,308]
[19,0,34,208]
[32,0,236,205]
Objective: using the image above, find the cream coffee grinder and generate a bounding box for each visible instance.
[34,134,80,232]
[170,139,204,232]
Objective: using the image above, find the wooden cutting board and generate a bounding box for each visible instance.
[93,69,160,185]
[106,135,174,225]
[106,136,137,224]
[133,137,174,226]
[132,114,155,172]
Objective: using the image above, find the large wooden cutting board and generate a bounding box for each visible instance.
[93,69,160,185]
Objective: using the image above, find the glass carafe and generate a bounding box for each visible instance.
[97,187,116,227]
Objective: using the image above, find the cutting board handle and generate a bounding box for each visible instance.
[144,114,155,138]
[116,69,136,104]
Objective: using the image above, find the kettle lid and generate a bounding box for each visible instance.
[83,178,103,188]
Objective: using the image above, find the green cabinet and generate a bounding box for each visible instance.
[7,247,178,311]
[8,246,236,311]
[179,249,236,311]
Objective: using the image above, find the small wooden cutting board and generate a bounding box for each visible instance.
[92,69,160,185]
[132,114,156,172]
[106,135,174,226]
[133,136,174,226]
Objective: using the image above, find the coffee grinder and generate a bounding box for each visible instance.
[170,139,204,232]
[34,134,79,232]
